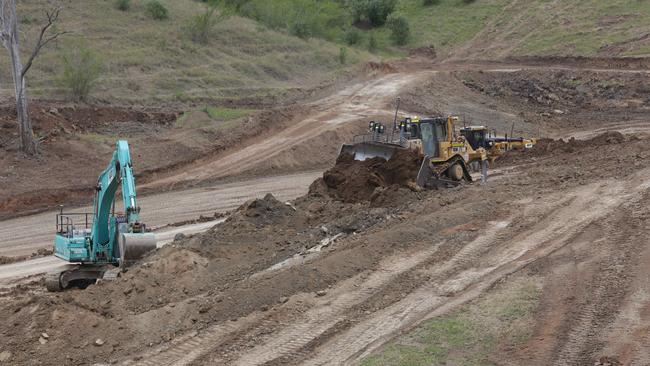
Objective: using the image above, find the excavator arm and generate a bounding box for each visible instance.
[90,140,154,264]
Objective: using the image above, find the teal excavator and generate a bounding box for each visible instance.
[46,140,157,291]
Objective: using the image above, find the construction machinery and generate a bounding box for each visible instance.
[46,140,156,291]
[460,125,537,164]
[339,115,488,188]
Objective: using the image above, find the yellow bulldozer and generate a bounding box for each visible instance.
[339,116,488,188]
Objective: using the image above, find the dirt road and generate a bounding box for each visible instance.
[143,59,650,192]
[145,72,424,189]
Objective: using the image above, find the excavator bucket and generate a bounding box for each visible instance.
[339,142,403,161]
[119,233,156,267]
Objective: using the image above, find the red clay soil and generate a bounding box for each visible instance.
[311,148,422,203]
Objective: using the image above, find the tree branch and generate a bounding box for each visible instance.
[21,7,67,78]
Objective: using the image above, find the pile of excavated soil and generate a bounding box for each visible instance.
[496,131,627,167]
[535,131,626,153]
[311,149,422,204]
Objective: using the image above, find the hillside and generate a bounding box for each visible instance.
[449,0,650,59]
[0,0,368,104]
[0,1,648,105]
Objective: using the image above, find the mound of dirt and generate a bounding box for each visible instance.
[232,193,297,227]
[496,131,627,167]
[311,149,422,203]
[536,131,626,153]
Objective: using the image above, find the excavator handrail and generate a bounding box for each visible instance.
[56,211,93,235]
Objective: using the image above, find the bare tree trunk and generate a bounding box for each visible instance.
[0,0,37,155]
[8,35,37,155]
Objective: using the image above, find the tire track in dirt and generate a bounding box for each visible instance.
[121,170,649,366]
[203,176,630,365]
[225,221,509,366]
[299,178,635,365]
[119,245,445,366]
[551,194,650,366]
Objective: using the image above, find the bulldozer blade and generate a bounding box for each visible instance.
[119,233,156,267]
[339,142,402,161]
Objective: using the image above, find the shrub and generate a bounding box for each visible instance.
[291,21,311,39]
[339,47,348,64]
[146,0,169,20]
[462,0,476,3]
[368,33,378,52]
[387,14,410,45]
[186,6,218,43]
[59,44,103,102]
[115,0,131,11]
[348,0,397,27]
[423,0,439,5]
[345,28,362,45]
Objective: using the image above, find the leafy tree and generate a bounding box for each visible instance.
[387,14,410,45]
[348,0,397,26]
[186,1,231,43]
[345,28,361,45]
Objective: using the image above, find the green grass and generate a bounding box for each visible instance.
[77,132,120,147]
[475,0,650,56]
[4,0,370,104]
[392,0,507,55]
[361,277,541,366]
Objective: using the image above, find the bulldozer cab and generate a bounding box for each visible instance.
[407,117,449,157]
[460,126,489,150]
